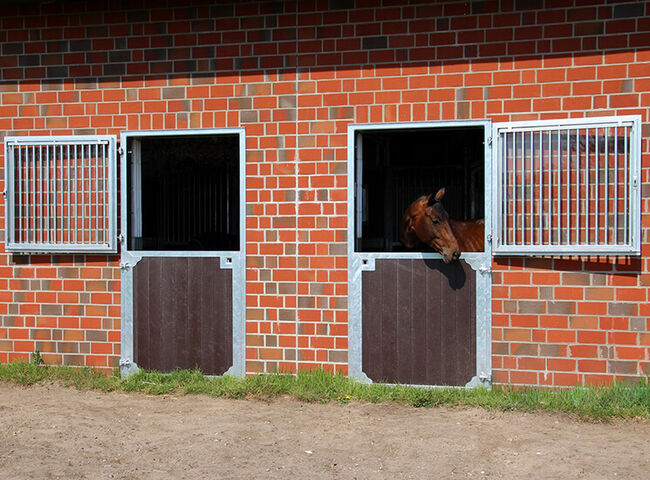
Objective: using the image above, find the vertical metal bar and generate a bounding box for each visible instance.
[604,126,609,243]
[61,145,72,243]
[512,132,517,245]
[31,145,37,244]
[93,143,97,244]
[529,131,533,245]
[73,144,77,244]
[87,144,90,243]
[104,142,108,244]
[557,129,562,244]
[565,129,570,244]
[521,131,525,244]
[585,128,590,243]
[65,145,69,243]
[82,144,87,244]
[547,130,551,245]
[108,138,116,251]
[502,131,507,246]
[576,128,580,244]
[355,131,363,242]
[594,127,600,244]
[538,129,542,245]
[59,145,63,244]
[97,143,101,243]
[613,125,618,244]
[17,146,22,244]
[41,146,45,243]
[44,146,48,243]
[226,169,231,239]
[52,145,57,244]
[623,125,631,245]
[38,145,42,243]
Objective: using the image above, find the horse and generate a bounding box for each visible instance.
[399,188,484,263]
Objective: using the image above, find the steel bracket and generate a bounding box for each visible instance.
[465,372,492,388]
[121,250,143,269]
[119,358,139,377]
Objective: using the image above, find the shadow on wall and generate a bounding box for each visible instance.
[0,0,647,85]
[493,255,643,274]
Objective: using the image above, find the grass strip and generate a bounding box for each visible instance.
[1,362,648,420]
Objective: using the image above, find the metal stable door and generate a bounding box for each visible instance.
[119,129,246,378]
[347,121,493,388]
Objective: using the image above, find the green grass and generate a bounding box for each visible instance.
[1,362,648,420]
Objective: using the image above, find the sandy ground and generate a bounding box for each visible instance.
[0,383,649,480]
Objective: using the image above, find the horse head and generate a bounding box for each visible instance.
[400,188,461,263]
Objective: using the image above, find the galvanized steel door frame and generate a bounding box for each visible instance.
[347,121,493,388]
[119,128,246,378]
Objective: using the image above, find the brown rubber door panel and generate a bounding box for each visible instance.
[362,258,476,386]
[133,257,232,375]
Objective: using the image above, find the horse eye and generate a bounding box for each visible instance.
[432,219,440,225]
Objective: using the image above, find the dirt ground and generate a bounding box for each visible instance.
[1,383,649,480]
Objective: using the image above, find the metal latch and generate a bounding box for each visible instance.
[119,358,131,366]
[120,262,131,271]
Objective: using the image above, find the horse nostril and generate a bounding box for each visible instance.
[453,251,460,260]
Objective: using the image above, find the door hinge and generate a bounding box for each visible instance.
[119,358,131,367]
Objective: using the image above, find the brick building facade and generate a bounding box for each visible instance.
[1,0,649,386]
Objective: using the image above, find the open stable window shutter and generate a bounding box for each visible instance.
[4,136,118,253]
[492,116,641,256]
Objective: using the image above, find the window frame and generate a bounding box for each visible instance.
[4,135,118,254]
[119,128,246,257]
[491,115,641,256]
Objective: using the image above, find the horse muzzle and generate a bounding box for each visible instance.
[441,249,461,263]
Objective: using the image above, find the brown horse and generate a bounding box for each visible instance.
[399,188,484,262]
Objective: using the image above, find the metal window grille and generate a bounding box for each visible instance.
[492,116,641,255]
[4,136,117,253]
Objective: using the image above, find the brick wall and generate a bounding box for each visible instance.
[0,0,648,384]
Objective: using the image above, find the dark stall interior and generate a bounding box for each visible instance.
[128,134,239,251]
[356,126,485,252]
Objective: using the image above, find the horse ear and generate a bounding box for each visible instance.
[434,188,446,202]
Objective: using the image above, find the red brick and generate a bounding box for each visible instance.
[578,359,607,373]
[518,357,545,370]
[608,331,638,345]
[548,359,576,371]
[616,347,645,360]
[509,371,538,385]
